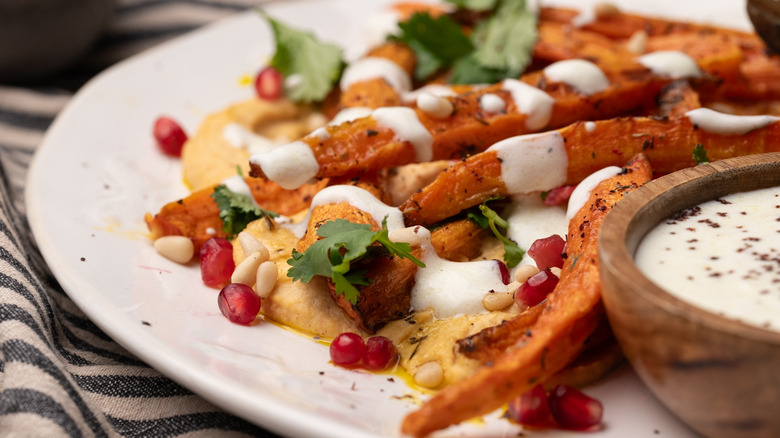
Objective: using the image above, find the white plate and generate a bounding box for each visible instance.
[26,1,751,437]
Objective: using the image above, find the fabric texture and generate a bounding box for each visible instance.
[0,1,283,436]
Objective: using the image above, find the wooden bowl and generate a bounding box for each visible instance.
[599,152,780,438]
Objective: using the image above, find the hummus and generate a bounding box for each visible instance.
[181,98,325,190]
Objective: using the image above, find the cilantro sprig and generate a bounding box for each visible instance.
[692,144,710,165]
[287,218,425,304]
[395,0,538,84]
[468,199,525,267]
[211,184,278,239]
[260,11,345,103]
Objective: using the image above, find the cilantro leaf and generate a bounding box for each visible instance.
[211,184,278,239]
[470,0,537,79]
[692,144,710,165]
[286,218,425,304]
[468,200,525,267]
[395,13,474,81]
[260,11,344,103]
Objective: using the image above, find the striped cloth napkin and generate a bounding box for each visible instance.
[0,1,283,436]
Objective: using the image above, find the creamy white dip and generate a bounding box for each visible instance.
[636,186,780,331]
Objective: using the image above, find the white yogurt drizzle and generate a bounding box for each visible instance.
[402,84,456,103]
[566,166,622,221]
[480,93,506,113]
[487,131,569,195]
[372,107,434,162]
[340,57,412,94]
[505,193,568,267]
[329,106,373,126]
[543,59,610,96]
[286,184,406,238]
[248,140,319,190]
[417,93,453,119]
[685,108,780,136]
[637,51,702,79]
[403,227,510,318]
[501,79,555,131]
[585,121,596,133]
[222,123,279,155]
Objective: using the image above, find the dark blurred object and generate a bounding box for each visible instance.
[748,0,780,54]
[0,0,115,83]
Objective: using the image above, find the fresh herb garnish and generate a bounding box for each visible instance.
[287,218,425,304]
[211,184,278,239]
[692,143,710,165]
[395,13,475,81]
[468,199,525,267]
[260,11,345,103]
[395,0,538,84]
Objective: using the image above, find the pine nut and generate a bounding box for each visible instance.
[414,361,444,388]
[550,267,562,277]
[626,30,648,54]
[483,291,515,311]
[594,2,620,18]
[255,261,278,298]
[514,264,540,284]
[237,231,269,260]
[153,236,194,264]
[231,251,266,286]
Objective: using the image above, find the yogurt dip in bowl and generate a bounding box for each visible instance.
[598,152,780,438]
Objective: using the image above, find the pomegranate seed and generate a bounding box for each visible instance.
[516,269,559,306]
[544,185,576,206]
[495,259,511,285]
[528,234,566,271]
[507,384,555,428]
[548,385,603,430]
[363,336,397,370]
[200,237,235,288]
[255,66,284,100]
[330,332,366,367]
[153,116,188,157]
[217,283,261,325]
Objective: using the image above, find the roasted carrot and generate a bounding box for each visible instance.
[249,65,673,185]
[400,154,653,438]
[401,113,780,226]
[145,177,327,252]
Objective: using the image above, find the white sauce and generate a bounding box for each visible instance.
[566,166,622,221]
[505,194,568,267]
[571,7,595,28]
[310,126,330,141]
[501,79,555,131]
[686,108,780,136]
[372,107,434,162]
[340,57,412,94]
[248,140,319,190]
[417,93,453,119]
[487,131,569,195]
[329,106,373,126]
[480,93,506,113]
[585,121,596,133]
[407,227,511,318]
[636,186,780,332]
[222,123,279,155]
[637,51,702,79]
[402,84,456,103]
[286,184,406,238]
[543,59,610,96]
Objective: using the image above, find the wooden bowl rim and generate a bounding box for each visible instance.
[599,152,780,345]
